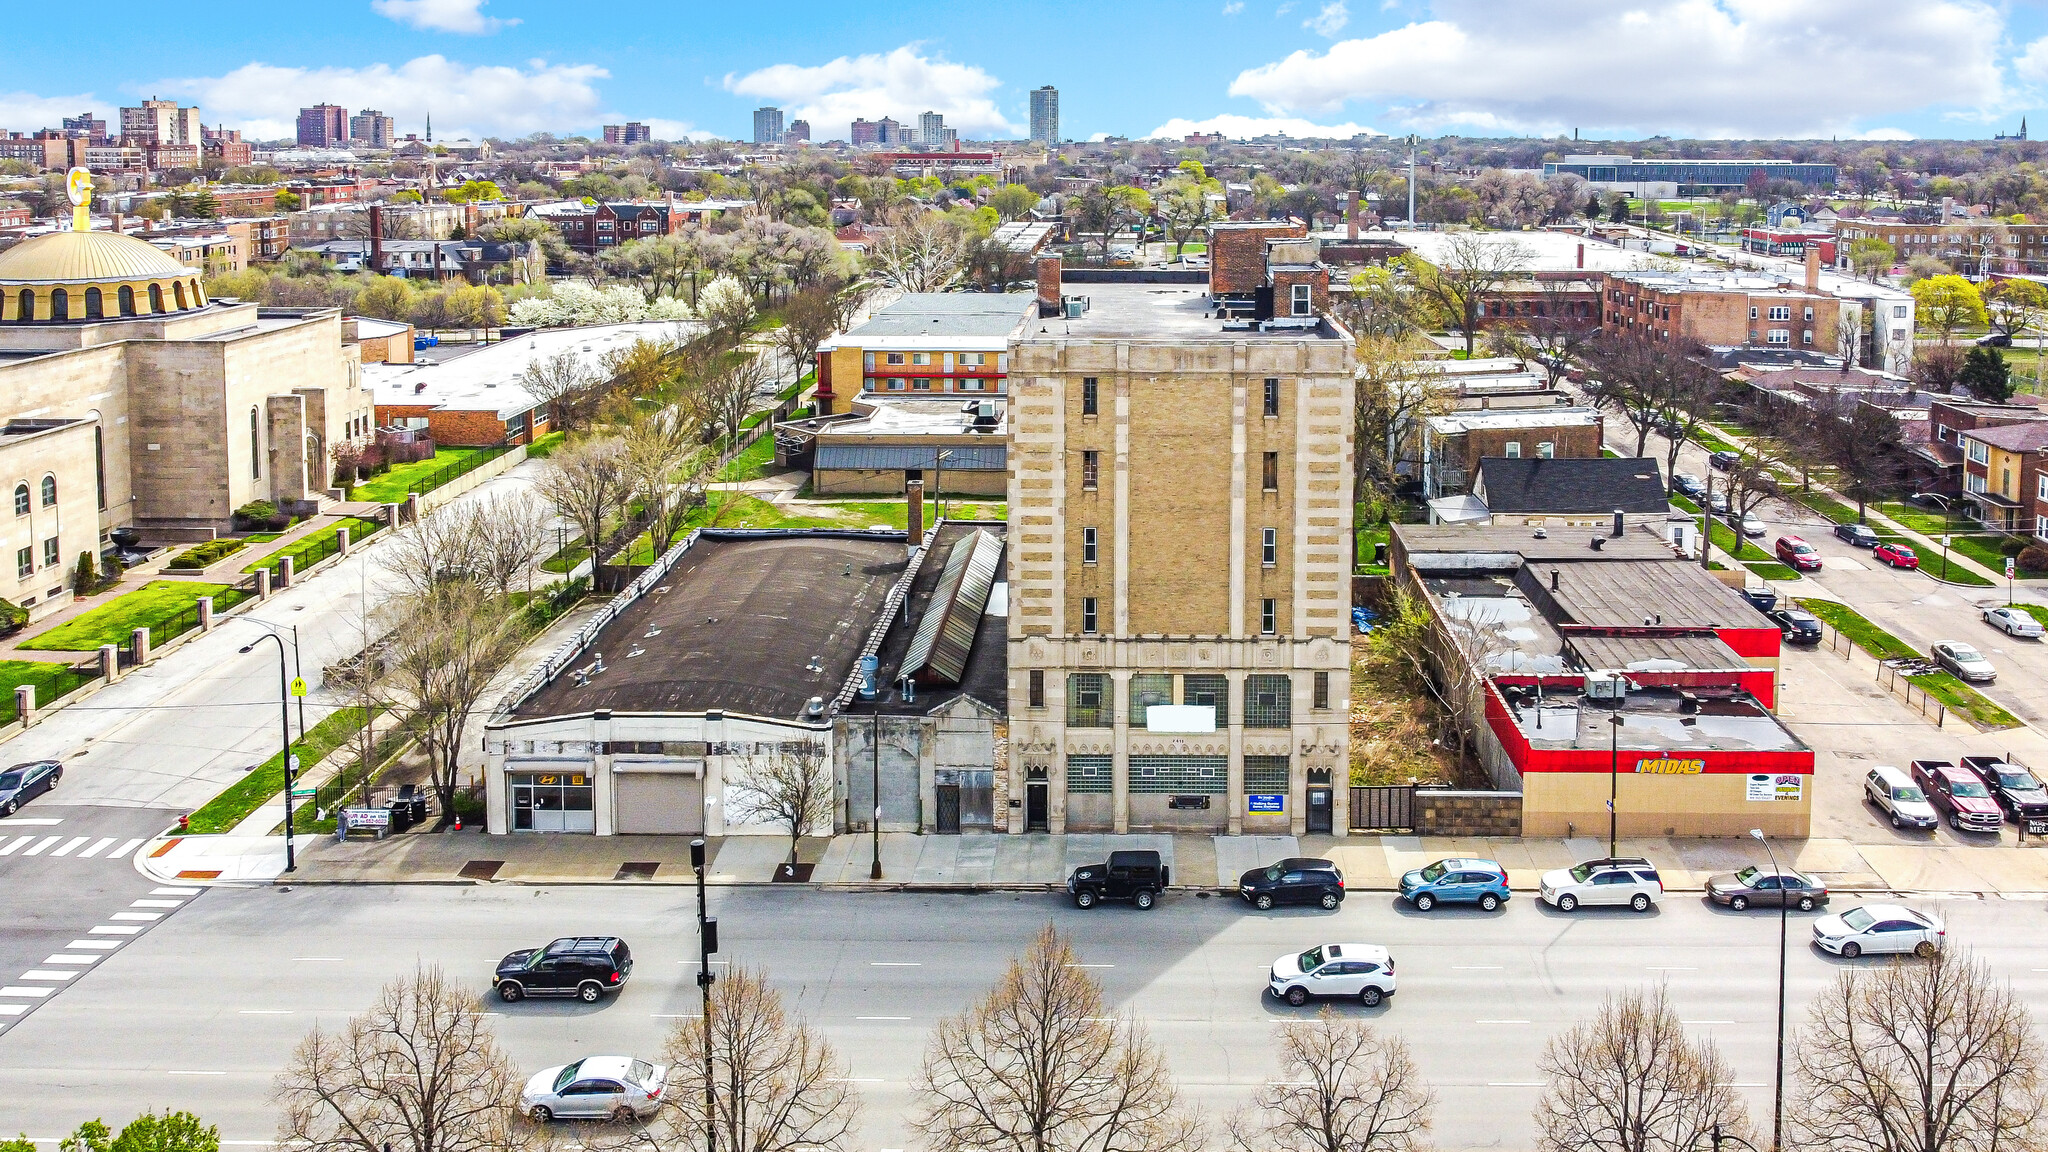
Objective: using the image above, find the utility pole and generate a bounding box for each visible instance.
[689,838,718,1152]
[870,711,883,880]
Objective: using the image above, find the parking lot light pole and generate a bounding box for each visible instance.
[1750,828,1788,1152]
[1608,713,1624,856]
[240,633,296,873]
[689,838,717,1152]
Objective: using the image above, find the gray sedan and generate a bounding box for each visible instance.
[0,760,60,817]
[1931,641,1998,683]
[521,1056,666,1122]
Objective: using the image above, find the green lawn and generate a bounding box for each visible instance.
[1355,522,1390,574]
[243,517,383,577]
[540,537,591,574]
[779,369,815,404]
[1786,489,1858,526]
[21,581,247,652]
[741,410,773,430]
[0,660,96,721]
[1685,426,1740,454]
[1796,598,2020,729]
[525,430,567,459]
[1744,561,1801,581]
[718,434,779,482]
[354,447,500,503]
[1920,550,1996,587]
[2014,604,2048,629]
[1705,516,1773,562]
[184,706,376,835]
[1942,533,2045,579]
[1875,500,1966,538]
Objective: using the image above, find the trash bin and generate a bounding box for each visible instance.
[384,800,414,834]
[397,783,428,825]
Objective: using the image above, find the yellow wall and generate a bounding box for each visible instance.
[1522,771,1811,839]
[1,277,207,323]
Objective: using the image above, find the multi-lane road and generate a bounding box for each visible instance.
[0,883,2038,1150]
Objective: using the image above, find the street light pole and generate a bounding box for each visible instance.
[1608,712,1623,856]
[1750,828,1789,1152]
[689,838,717,1152]
[869,711,883,880]
[239,633,296,872]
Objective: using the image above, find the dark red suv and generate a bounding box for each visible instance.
[1910,759,2004,833]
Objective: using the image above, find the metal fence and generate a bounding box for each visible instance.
[245,518,386,583]
[1350,785,1416,832]
[401,445,513,498]
[1877,660,1949,727]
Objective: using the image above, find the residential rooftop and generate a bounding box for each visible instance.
[1474,456,1670,515]
[362,320,689,420]
[845,522,1009,717]
[821,293,1036,351]
[1424,406,1603,434]
[1961,422,2048,452]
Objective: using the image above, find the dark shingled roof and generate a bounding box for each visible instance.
[1475,456,1670,515]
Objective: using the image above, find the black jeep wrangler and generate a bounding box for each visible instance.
[1067,849,1170,910]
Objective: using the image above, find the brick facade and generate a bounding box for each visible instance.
[1208,220,1306,297]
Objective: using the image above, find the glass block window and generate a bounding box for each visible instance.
[1129,674,1173,727]
[1067,755,1112,794]
[1129,755,1227,794]
[1246,674,1292,728]
[1183,674,1228,728]
[1067,673,1111,728]
[1245,755,1290,793]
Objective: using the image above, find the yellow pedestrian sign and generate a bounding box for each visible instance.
[289,677,308,697]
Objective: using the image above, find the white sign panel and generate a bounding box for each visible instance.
[1746,773,1803,802]
[1146,705,1218,734]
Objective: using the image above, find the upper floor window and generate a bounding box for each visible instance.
[1082,527,1098,565]
[960,352,986,367]
[1081,450,1099,490]
[1262,452,1279,491]
[1768,305,1791,321]
[39,475,54,507]
[1262,527,1277,566]
[1263,377,1280,418]
[1082,376,1098,416]
[11,484,27,517]
[885,352,906,365]
[1291,283,1312,316]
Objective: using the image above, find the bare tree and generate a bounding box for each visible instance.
[730,739,833,867]
[623,408,707,562]
[1533,986,1750,1152]
[656,968,862,1152]
[768,284,841,386]
[519,349,601,433]
[274,964,525,1152]
[1405,234,1532,355]
[686,351,770,456]
[1582,334,1676,459]
[1794,947,2046,1152]
[470,490,556,597]
[1226,1010,1433,1152]
[869,213,967,293]
[378,581,527,826]
[381,501,486,599]
[534,435,630,585]
[912,925,1203,1152]
[1353,334,1445,503]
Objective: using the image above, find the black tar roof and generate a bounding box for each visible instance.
[847,522,1008,717]
[514,533,910,722]
[1475,456,1670,515]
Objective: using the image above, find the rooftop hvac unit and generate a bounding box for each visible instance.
[1584,670,1628,702]
[1063,295,1088,318]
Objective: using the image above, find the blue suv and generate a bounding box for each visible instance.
[1398,858,1511,912]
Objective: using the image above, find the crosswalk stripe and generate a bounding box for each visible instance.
[44,955,97,965]
[110,912,161,922]
[19,971,75,981]
[0,836,29,856]
[20,837,60,856]
[47,837,89,857]
[87,926,140,936]
[75,837,117,859]
[112,838,145,858]
[130,899,182,909]
[0,1004,25,1016]
[152,886,201,895]
[66,940,118,950]
[0,987,52,998]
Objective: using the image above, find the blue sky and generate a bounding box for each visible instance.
[7,0,2048,144]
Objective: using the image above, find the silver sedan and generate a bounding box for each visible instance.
[1983,606,2046,639]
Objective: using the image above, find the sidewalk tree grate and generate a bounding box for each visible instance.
[458,860,504,881]
[615,862,660,880]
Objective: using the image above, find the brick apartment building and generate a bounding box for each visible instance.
[1837,219,2048,276]
[526,199,750,254]
[1420,407,1606,498]
[814,290,1036,415]
[1208,219,1308,305]
[1601,264,1842,352]
[1915,396,2048,501]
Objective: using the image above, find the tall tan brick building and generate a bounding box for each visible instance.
[1004,277,1355,836]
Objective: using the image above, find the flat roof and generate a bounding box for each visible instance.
[1426,407,1603,433]
[1395,522,1680,567]
[1380,230,1678,274]
[512,533,909,722]
[363,321,690,419]
[1503,686,1807,753]
[1034,283,1345,341]
[812,397,1007,436]
[1527,559,1767,631]
[1565,632,1750,672]
[823,293,1035,351]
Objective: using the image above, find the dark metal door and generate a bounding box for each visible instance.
[936,785,961,834]
[1349,785,1415,832]
[1307,787,1333,834]
[1027,783,1049,832]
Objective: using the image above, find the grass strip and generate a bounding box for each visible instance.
[0,660,95,722]
[1743,561,1801,581]
[184,706,376,834]
[1920,551,1996,586]
[1786,489,1857,525]
[718,435,777,482]
[243,517,383,577]
[1796,599,2020,729]
[355,447,498,503]
[540,537,591,574]
[525,431,566,459]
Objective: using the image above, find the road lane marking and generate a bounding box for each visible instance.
[130,900,183,908]
[110,912,163,922]
[152,886,202,895]
[20,836,60,856]
[44,956,97,965]
[47,837,89,857]
[66,940,118,950]
[0,1005,24,1016]
[88,926,141,935]
[112,839,146,857]
[0,836,31,855]
[0,987,53,998]
[18,971,76,981]
[0,818,60,825]
[75,837,117,859]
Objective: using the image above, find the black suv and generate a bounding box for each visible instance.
[494,937,633,1003]
[1068,850,1169,910]
[1239,857,1346,910]
[1767,607,1823,645]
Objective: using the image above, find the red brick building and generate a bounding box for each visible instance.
[1914,396,2048,498]
[1208,219,1307,298]
[528,199,751,254]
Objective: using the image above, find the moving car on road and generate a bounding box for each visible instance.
[494,937,634,1003]
[1983,606,2045,638]
[1910,759,2005,833]
[1398,858,1510,911]
[521,1056,667,1122]
[0,760,60,817]
[1930,641,1997,683]
[1811,904,1944,958]
[1960,755,2048,826]
[1775,535,1823,571]
[1833,523,1880,548]
[1239,857,1345,910]
[1706,866,1828,911]
[1766,607,1822,645]
[1864,765,1938,830]
[1539,857,1662,912]
[1069,849,1169,910]
[1873,542,1919,569]
[1267,943,1397,1007]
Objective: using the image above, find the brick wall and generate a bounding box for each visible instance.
[1269,267,1329,318]
[1210,221,1305,296]
[1413,789,1522,836]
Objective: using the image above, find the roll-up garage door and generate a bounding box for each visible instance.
[614,770,704,835]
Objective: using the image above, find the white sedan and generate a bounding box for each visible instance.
[1268,943,1397,1007]
[522,1056,667,1122]
[1983,606,2046,639]
[1811,904,1945,959]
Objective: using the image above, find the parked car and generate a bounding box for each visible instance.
[1775,535,1823,571]
[494,937,634,1003]
[1958,755,2048,827]
[1069,849,1169,910]
[1539,857,1662,913]
[1811,904,1944,958]
[1873,542,1920,569]
[1930,641,1997,683]
[0,760,60,817]
[1833,523,1881,548]
[1983,606,2046,638]
[1910,759,2005,833]
[1864,765,1938,830]
[1767,607,1823,645]
[1706,866,1829,911]
[1671,473,1706,499]
[1732,511,1767,538]
[1398,858,1511,911]
[1239,857,1345,910]
[1708,491,1731,515]
[521,1056,667,1122]
[1267,943,1397,1007]
[1979,333,2014,347]
[1709,450,1741,471]
[1741,587,1778,613]
[1655,417,1686,438]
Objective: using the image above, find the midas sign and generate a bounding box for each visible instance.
[1636,757,1706,775]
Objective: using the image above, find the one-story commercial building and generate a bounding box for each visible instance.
[774,395,1007,496]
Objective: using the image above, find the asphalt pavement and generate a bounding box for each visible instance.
[0,884,2042,1150]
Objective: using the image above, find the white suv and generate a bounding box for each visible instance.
[1540,857,1662,912]
[1864,766,1938,830]
[1267,943,1397,1008]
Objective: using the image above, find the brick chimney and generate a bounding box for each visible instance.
[1804,245,1820,292]
[1345,190,1359,241]
[1036,252,1062,316]
[1576,242,1585,269]
[369,204,384,274]
[906,479,925,551]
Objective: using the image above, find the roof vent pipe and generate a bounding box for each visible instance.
[1550,569,1560,592]
[1612,509,1625,538]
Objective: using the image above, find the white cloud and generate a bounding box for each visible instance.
[156,56,607,140]
[1229,0,2009,138]
[1222,1,1244,13]
[1850,127,1917,140]
[0,90,102,134]
[370,0,516,34]
[1305,1,1349,36]
[638,117,717,142]
[1147,113,1382,140]
[724,45,1019,137]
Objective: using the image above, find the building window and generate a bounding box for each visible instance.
[1537,441,1555,459]
[1261,597,1277,635]
[911,352,931,366]
[1264,377,1280,417]
[1803,307,1814,322]
[250,408,262,478]
[41,537,56,568]
[960,377,986,391]
[51,289,69,321]
[1766,330,1790,345]
[1894,305,1909,319]
[1081,596,1099,634]
[912,378,932,391]
[1245,755,1289,794]
[1066,754,1112,794]
[1262,527,1277,566]
[148,284,163,313]
[1130,674,1173,727]
[1937,424,1952,443]
[11,484,27,517]
[2038,515,2048,540]
[15,547,29,579]
[84,287,102,319]
[1183,674,1227,727]
[1246,674,1291,727]
[1029,669,1045,708]
[1968,440,1989,465]
[93,426,105,511]
[2038,473,2048,502]
[39,475,54,507]
[117,285,135,316]
[173,283,187,309]
[1768,305,1791,321]
[1082,527,1098,565]
[1749,305,1758,320]
[1313,670,1330,710]
[886,352,906,365]
[961,352,986,367]
[887,377,906,390]
[1082,376,1098,415]
[1292,283,1312,316]
[1082,450,1099,490]
[1067,672,1110,727]
[1803,330,1814,344]
[1262,452,1278,491]
[1128,755,1227,794]
[1504,441,1522,458]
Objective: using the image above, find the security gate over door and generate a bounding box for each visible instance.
[1350,785,1415,832]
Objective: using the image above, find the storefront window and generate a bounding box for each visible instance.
[512,771,595,832]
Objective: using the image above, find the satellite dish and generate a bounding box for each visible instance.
[66,167,93,207]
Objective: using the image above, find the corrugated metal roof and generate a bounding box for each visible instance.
[814,445,1006,471]
[900,530,1003,686]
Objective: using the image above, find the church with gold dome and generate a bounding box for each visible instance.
[0,171,373,618]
